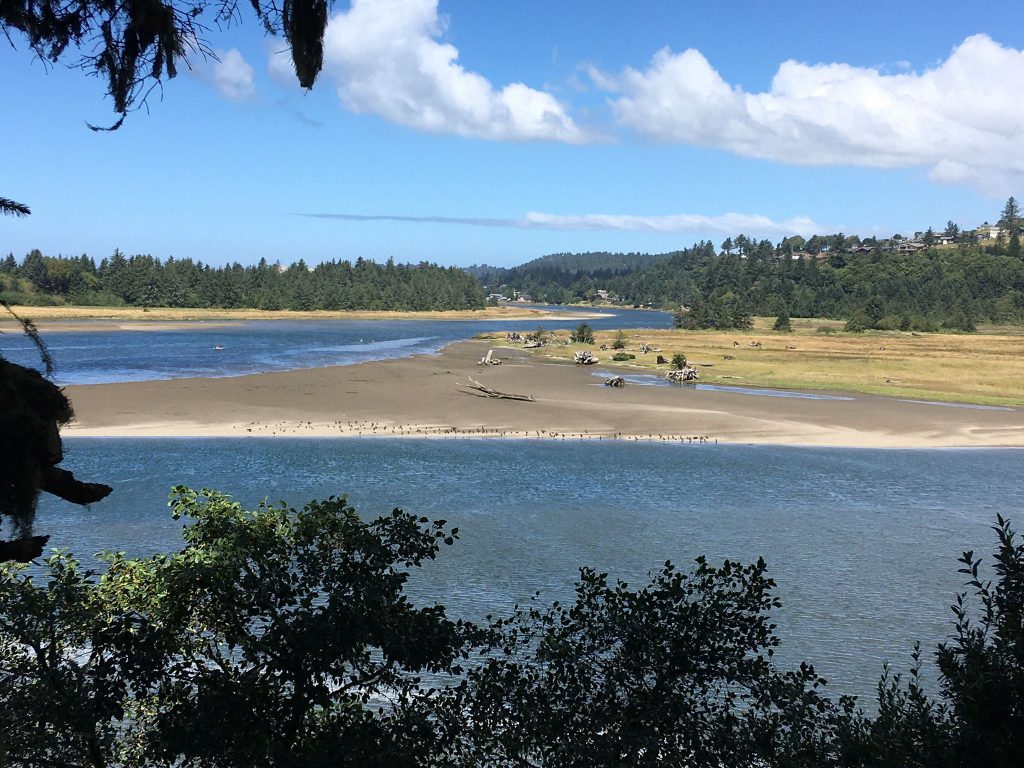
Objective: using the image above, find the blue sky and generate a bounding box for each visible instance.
[3,0,1023,267]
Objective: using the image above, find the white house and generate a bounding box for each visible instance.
[975,222,1003,240]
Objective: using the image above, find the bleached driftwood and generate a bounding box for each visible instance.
[459,377,535,401]
[666,367,699,383]
[478,349,502,366]
[605,376,625,388]
[574,350,598,365]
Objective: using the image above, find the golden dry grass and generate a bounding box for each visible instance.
[481,318,1024,406]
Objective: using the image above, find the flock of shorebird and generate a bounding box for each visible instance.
[229,419,716,443]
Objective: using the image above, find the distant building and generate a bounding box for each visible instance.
[896,241,927,253]
[975,222,1003,240]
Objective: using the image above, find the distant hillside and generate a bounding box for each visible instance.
[463,263,509,284]
[464,231,1024,328]
[466,251,670,299]
[516,251,668,273]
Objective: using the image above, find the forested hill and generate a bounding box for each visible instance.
[612,241,1024,326]
[467,251,670,298]
[0,251,486,311]
[482,238,1024,327]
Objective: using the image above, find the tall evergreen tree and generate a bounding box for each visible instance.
[1003,197,1022,258]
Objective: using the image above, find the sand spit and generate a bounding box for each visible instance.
[62,340,1024,449]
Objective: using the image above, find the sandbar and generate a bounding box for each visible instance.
[0,305,609,333]
[62,340,1024,448]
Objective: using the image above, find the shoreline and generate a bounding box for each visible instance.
[62,340,1024,449]
[62,433,1024,452]
[0,304,611,332]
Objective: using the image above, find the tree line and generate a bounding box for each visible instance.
[492,241,1024,329]
[0,488,1020,767]
[0,250,486,312]
[486,200,1024,329]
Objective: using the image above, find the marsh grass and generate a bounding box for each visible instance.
[482,318,1024,406]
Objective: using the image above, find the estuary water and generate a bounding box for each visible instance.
[45,437,1024,704]
[8,306,1024,704]
[1,305,670,385]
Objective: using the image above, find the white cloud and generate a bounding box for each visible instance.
[598,34,1024,193]
[212,48,256,101]
[520,211,818,238]
[302,210,819,238]
[320,0,585,142]
[266,41,297,87]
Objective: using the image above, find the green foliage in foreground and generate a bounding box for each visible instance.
[1,492,1021,767]
[0,490,474,767]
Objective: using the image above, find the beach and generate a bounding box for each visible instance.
[63,339,1024,448]
[0,304,609,333]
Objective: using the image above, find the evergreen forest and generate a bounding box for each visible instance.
[0,251,486,311]
[485,239,1024,328]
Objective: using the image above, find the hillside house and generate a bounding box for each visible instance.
[975,222,1002,240]
[896,241,927,253]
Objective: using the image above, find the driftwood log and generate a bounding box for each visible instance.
[666,367,699,383]
[459,377,535,401]
[605,376,625,388]
[574,350,598,365]
[477,349,502,366]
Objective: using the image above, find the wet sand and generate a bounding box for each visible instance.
[62,340,1024,448]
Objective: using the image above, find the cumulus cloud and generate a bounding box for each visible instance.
[266,41,297,87]
[301,210,818,238]
[320,0,585,142]
[597,34,1024,193]
[212,48,256,101]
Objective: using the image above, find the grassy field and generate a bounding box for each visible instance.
[480,317,1024,406]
